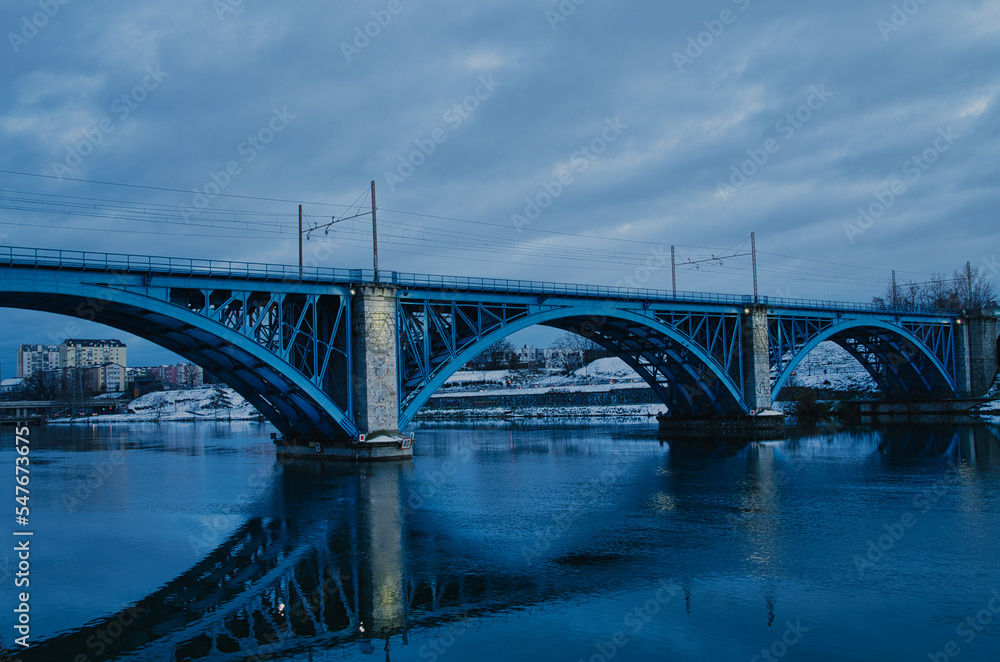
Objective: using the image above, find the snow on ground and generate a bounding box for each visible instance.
[429,381,649,399]
[443,345,876,395]
[442,369,511,387]
[442,358,645,392]
[974,374,1000,413]
[49,347,1000,424]
[50,387,262,423]
[574,357,639,381]
[416,403,667,421]
[778,341,878,393]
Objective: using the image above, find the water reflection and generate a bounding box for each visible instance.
[16,420,1000,661]
[24,457,547,661]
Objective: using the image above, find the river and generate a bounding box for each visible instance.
[2,419,1000,661]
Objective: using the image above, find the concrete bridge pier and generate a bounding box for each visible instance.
[956,315,999,397]
[277,285,413,461]
[742,305,773,412]
[349,286,412,459]
[659,305,784,439]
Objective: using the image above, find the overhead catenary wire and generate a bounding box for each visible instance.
[0,169,941,297]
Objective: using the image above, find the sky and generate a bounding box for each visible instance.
[1,0,999,378]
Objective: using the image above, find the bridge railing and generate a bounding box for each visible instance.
[0,245,960,317]
[0,245,357,281]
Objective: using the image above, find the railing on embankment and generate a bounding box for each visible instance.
[420,384,660,415]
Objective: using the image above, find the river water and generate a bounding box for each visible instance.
[3,420,1000,661]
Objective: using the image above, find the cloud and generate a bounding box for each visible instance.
[1,0,999,370]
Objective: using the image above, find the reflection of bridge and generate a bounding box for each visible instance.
[1,247,997,449]
[18,423,1000,660]
[19,463,563,661]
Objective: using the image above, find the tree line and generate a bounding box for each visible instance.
[471,333,607,373]
[871,262,997,312]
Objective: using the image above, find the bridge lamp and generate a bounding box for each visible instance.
[350,288,356,295]
[744,308,751,314]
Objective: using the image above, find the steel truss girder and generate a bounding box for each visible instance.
[768,315,836,381]
[397,298,532,404]
[545,316,745,416]
[0,273,357,440]
[397,301,748,422]
[165,286,353,416]
[836,331,949,398]
[768,313,958,400]
[654,310,744,393]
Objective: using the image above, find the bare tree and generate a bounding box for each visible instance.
[955,262,997,311]
[24,370,63,400]
[551,332,605,374]
[472,338,516,370]
[873,263,997,312]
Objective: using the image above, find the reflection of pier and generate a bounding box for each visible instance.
[20,422,1000,660]
[877,423,1000,462]
[20,464,555,661]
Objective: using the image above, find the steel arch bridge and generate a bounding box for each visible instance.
[1,246,995,443]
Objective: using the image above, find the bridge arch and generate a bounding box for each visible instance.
[0,276,357,439]
[770,319,958,401]
[399,305,748,427]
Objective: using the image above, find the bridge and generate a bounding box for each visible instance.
[1,246,997,455]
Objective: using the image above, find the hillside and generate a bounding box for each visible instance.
[50,386,263,423]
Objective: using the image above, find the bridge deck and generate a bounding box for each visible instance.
[0,245,956,316]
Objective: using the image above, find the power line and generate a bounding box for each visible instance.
[0,170,949,291]
[0,168,357,209]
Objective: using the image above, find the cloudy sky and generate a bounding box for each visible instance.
[1,0,998,377]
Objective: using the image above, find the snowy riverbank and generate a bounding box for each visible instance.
[46,343,1000,424]
[48,387,264,424]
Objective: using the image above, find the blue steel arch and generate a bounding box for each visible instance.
[0,275,357,439]
[398,305,748,427]
[771,319,959,401]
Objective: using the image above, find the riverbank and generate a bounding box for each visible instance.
[40,348,1000,425]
